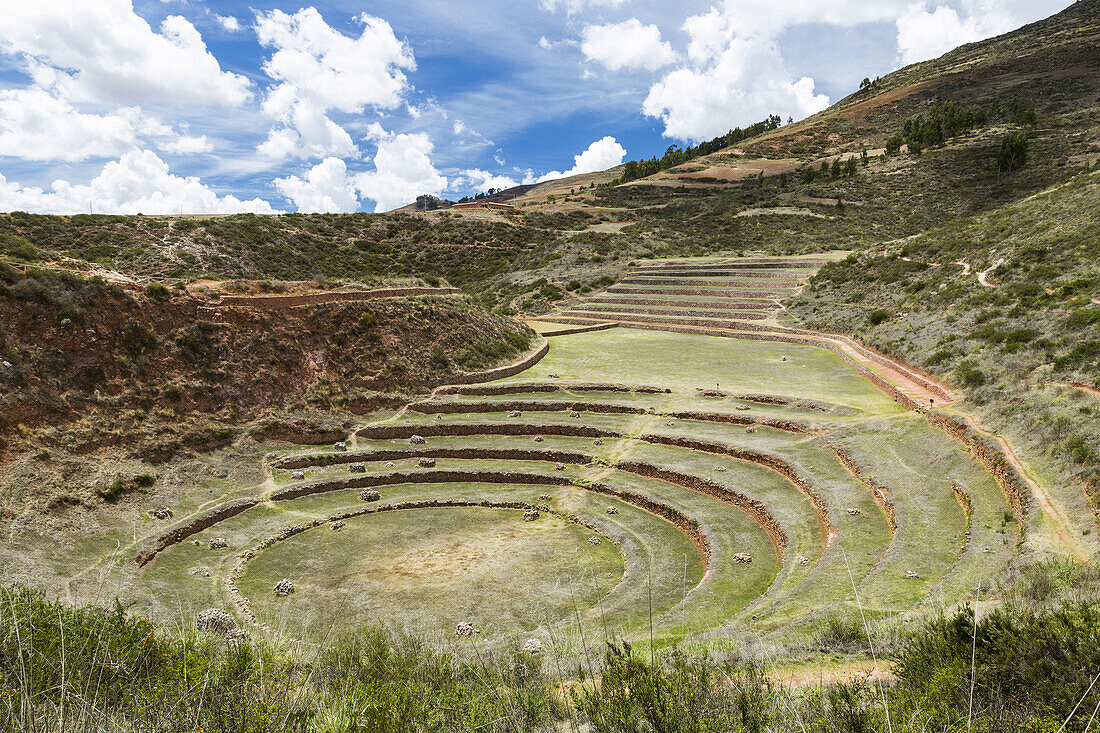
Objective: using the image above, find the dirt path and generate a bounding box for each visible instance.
[1052,381,1100,398]
[945,408,1090,562]
[977,258,1005,288]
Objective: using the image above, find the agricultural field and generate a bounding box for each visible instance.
[45,256,1067,660]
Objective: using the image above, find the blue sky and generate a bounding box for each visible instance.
[0,0,1074,214]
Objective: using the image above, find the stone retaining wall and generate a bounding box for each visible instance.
[827,443,899,534]
[136,498,260,567]
[217,287,461,309]
[433,340,549,386]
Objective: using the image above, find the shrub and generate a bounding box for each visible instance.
[956,359,986,387]
[997,132,1028,172]
[144,282,171,302]
[867,309,891,326]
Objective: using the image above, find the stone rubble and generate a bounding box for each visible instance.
[588,536,602,545]
[456,621,477,637]
[334,442,346,452]
[331,521,345,531]
[606,506,618,515]
[904,570,920,579]
[152,506,172,520]
[273,578,295,596]
[359,489,381,502]
[508,410,521,418]
[410,435,426,445]
[732,553,753,564]
[569,411,580,418]
[533,436,544,442]
[846,507,862,516]
[523,507,540,521]
[291,471,305,481]
[349,462,366,473]
[593,438,604,446]
[418,457,436,468]
[538,494,553,501]
[210,537,228,549]
[522,638,544,654]
[196,609,241,637]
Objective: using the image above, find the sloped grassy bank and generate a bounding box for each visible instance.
[4,584,1100,732]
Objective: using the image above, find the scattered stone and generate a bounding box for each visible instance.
[359,489,381,502]
[798,556,809,566]
[536,503,551,512]
[349,462,366,473]
[745,426,757,434]
[714,466,727,472]
[196,609,239,637]
[334,442,346,452]
[209,537,228,549]
[410,435,426,445]
[435,414,443,421]
[193,539,202,546]
[735,405,751,411]
[846,507,862,516]
[539,494,553,501]
[418,457,436,468]
[385,461,396,467]
[523,507,540,521]
[548,373,560,379]
[588,536,602,545]
[1,361,10,368]
[152,506,172,520]
[569,410,580,418]
[522,638,544,654]
[665,420,674,427]
[456,621,476,637]
[780,357,787,362]
[291,470,305,481]
[593,438,603,446]
[331,521,345,531]
[508,410,521,418]
[904,570,920,579]
[732,553,753,564]
[273,579,295,597]
[189,567,211,577]
[555,462,566,471]
[605,506,618,515]
[533,436,544,442]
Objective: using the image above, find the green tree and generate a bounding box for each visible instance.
[997,132,1028,172]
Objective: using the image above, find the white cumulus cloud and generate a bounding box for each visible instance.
[159,135,213,155]
[354,129,447,212]
[643,36,828,141]
[0,149,277,214]
[896,2,1016,65]
[581,19,677,72]
[255,8,415,160]
[454,169,519,193]
[538,136,626,182]
[215,15,241,32]
[0,89,138,162]
[0,0,250,107]
[539,0,631,15]
[273,157,360,213]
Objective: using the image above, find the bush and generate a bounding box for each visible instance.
[956,359,986,387]
[867,309,891,326]
[997,132,1028,172]
[144,282,171,302]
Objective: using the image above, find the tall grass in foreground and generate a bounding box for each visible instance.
[3,584,1100,731]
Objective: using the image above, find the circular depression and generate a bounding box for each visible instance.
[236,505,624,637]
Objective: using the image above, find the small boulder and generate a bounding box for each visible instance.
[569,410,580,418]
[349,462,366,474]
[273,579,295,597]
[548,373,560,379]
[151,506,172,520]
[418,457,436,468]
[334,442,347,452]
[209,537,228,549]
[196,609,239,637]
[410,435,426,445]
[291,470,305,480]
[533,435,544,442]
[593,438,604,446]
[359,489,381,502]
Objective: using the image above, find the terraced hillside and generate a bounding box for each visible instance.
[46,319,1062,657]
[543,255,830,333]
